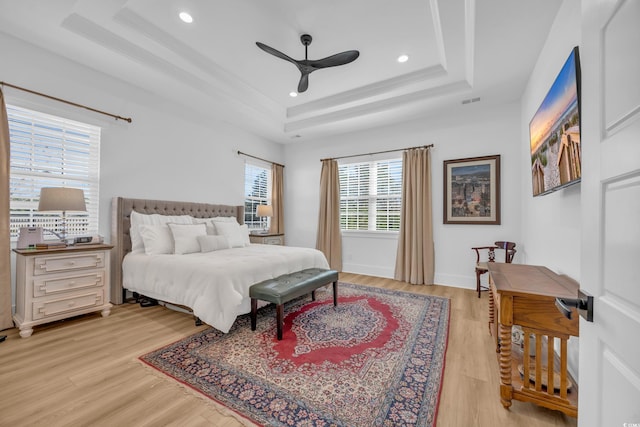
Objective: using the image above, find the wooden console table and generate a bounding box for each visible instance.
[487,263,579,417]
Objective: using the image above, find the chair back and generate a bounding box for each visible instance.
[494,241,517,263]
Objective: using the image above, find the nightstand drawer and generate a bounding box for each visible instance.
[33,253,105,275]
[33,291,104,320]
[263,236,283,245]
[249,234,284,245]
[33,271,105,297]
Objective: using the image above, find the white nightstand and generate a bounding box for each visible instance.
[12,244,113,338]
[249,233,284,245]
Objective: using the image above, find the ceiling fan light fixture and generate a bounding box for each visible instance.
[179,12,193,23]
[397,54,409,63]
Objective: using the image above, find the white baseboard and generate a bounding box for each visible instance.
[342,262,394,279]
[433,273,477,290]
[342,267,481,291]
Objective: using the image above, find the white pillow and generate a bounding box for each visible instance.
[210,216,239,223]
[138,224,173,255]
[197,235,231,253]
[130,211,193,253]
[214,221,248,248]
[193,216,238,235]
[240,224,251,246]
[169,223,207,255]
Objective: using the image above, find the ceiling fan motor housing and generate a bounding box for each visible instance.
[300,34,312,46]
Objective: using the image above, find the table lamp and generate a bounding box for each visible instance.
[38,187,87,242]
[256,204,273,234]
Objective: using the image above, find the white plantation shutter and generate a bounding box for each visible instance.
[8,105,100,240]
[374,160,403,230]
[244,161,271,229]
[339,158,402,231]
[339,162,370,230]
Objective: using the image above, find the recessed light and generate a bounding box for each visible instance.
[289,92,298,97]
[397,54,409,63]
[179,12,193,23]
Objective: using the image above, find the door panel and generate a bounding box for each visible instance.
[603,0,640,128]
[580,0,640,425]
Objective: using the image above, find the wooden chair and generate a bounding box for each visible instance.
[472,241,516,298]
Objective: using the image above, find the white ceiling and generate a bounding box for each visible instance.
[0,0,561,143]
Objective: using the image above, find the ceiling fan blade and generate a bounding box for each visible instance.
[309,50,360,69]
[297,73,309,93]
[256,42,299,66]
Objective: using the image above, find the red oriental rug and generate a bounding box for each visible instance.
[140,282,450,426]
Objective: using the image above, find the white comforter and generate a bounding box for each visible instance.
[123,244,330,333]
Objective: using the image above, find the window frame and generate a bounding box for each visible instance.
[338,157,403,233]
[7,104,101,241]
[243,160,272,230]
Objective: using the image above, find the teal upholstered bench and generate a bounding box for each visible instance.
[250,268,339,340]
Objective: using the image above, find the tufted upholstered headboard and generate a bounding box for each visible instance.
[110,197,244,304]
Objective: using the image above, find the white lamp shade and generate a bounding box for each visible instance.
[38,187,87,212]
[256,204,273,217]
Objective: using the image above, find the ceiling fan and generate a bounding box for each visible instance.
[256,34,359,93]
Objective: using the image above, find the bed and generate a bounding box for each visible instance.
[110,197,330,333]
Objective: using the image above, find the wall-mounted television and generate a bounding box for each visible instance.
[529,46,581,196]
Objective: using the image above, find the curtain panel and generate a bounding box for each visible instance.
[269,163,285,236]
[1,89,13,330]
[394,147,435,285]
[316,159,342,271]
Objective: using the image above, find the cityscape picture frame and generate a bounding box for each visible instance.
[443,154,501,225]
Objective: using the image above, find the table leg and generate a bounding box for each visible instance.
[499,322,513,408]
[489,288,494,334]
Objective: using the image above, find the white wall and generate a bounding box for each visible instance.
[285,101,522,288]
[520,0,581,377]
[0,33,283,239]
[520,0,581,280]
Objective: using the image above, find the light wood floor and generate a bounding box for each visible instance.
[0,273,577,427]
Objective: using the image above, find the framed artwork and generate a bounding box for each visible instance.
[443,155,501,225]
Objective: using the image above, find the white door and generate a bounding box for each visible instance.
[579,0,640,425]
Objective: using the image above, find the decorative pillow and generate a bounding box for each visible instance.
[213,221,247,248]
[130,211,193,253]
[239,224,251,246]
[138,224,174,255]
[210,216,239,223]
[193,216,238,235]
[197,235,231,253]
[169,223,207,255]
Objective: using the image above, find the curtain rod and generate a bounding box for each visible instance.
[0,81,132,123]
[320,143,433,162]
[237,150,284,168]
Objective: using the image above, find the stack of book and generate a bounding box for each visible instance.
[35,241,67,249]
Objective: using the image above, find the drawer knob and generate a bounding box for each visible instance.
[68,301,76,307]
[68,261,76,266]
[69,282,76,287]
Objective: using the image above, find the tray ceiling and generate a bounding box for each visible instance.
[0,0,561,143]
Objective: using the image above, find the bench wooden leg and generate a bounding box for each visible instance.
[311,290,316,301]
[333,281,338,306]
[251,298,257,331]
[276,304,284,340]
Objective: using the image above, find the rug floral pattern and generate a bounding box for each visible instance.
[140,283,450,426]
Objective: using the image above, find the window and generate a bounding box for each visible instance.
[339,158,403,231]
[244,161,271,229]
[8,105,101,240]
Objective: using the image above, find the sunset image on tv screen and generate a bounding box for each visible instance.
[529,47,581,196]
